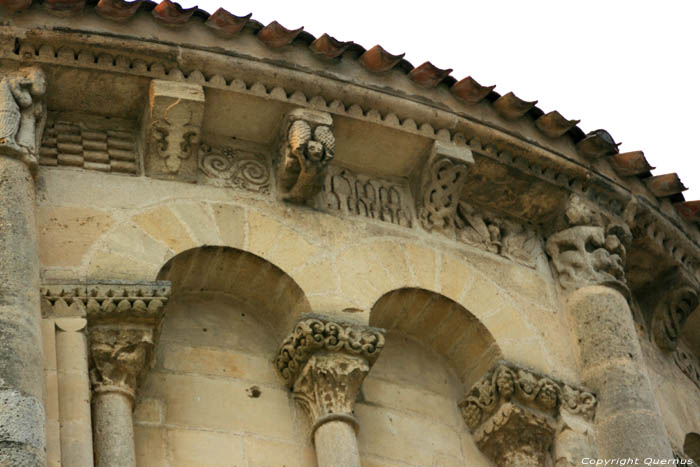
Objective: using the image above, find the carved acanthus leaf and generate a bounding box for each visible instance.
[0,67,47,168]
[293,353,369,426]
[277,109,335,203]
[275,315,385,388]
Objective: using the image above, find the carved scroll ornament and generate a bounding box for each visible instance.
[0,67,47,168]
[278,109,335,203]
[199,143,271,193]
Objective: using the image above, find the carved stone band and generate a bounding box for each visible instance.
[459,362,597,466]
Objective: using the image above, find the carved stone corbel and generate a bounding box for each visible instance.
[648,269,699,352]
[86,282,170,467]
[275,315,384,467]
[412,140,474,235]
[545,195,631,296]
[0,66,47,169]
[459,363,597,467]
[143,79,204,181]
[277,108,335,203]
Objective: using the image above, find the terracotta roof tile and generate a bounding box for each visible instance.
[493,92,537,121]
[408,62,452,88]
[205,8,251,37]
[450,76,495,105]
[576,129,620,159]
[47,0,85,14]
[646,173,687,198]
[535,111,580,138]
[0,0,31,12]
[309,33,353,59]
[359,45,405,73]
[257,21,303,48]
[95,0,143,22]
[152,0,196,25]
[609,151,654,177]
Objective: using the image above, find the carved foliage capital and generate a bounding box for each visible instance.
[278,108,335,203]
[81,282,170,400]
[275,315,384,388]
[293,353,369,427]
[459,363,597,466]
[0,66,47,168]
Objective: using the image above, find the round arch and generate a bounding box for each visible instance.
[157,246,312,340]
[370,287,502,389]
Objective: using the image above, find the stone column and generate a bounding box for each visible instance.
[459,362,597,466]
[0,66,47,466]
[545,197,673,459]
[86,283,170,467]
[55,317,94,467]
[275,315,385,467]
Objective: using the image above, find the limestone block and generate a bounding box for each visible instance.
[133,426,167,467]
[243,436,302,467]
[210,203,246,248]
[132,205,197,253]
[143,80,205,182]
[167,429,245,467]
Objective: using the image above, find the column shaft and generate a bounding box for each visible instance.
[0,156,46,466]
[314,420,361,467]
[92,391,136,467]
[568,285,673,459]
[56,318,94,466]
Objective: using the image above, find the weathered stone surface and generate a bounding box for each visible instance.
[143,80,205,182]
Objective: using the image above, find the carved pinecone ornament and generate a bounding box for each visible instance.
[0,81,20,142]
[314,125,336,154]
[288,119,311,154]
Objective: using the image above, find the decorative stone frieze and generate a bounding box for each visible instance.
[648,270,699,352]
[545,196,631,295]
[39,115,138,174]
[413,140,474,234]
[198,143,271,193]
[456,201,539,267]
[277,108,335,203]
[143,79,205,182]
[459,363,596,466]
[321,165,413,227]
[0,66,46,168]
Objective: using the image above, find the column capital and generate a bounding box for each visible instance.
[275,315,384,431]
[545,195,631,296]
[459,362,597,466]
[0,66,47,170]
[277,108,335,203]
[85,282,170,402]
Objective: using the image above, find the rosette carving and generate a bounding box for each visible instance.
[275,316,385,387]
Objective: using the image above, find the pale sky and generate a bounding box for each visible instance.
[179,0,700,201]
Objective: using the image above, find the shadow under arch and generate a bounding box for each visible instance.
[686,433,700,463]
[156,245,312,340]
[370,287,502,389]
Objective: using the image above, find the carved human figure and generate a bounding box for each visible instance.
[278,110,335,203]
[0,67,47,167]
